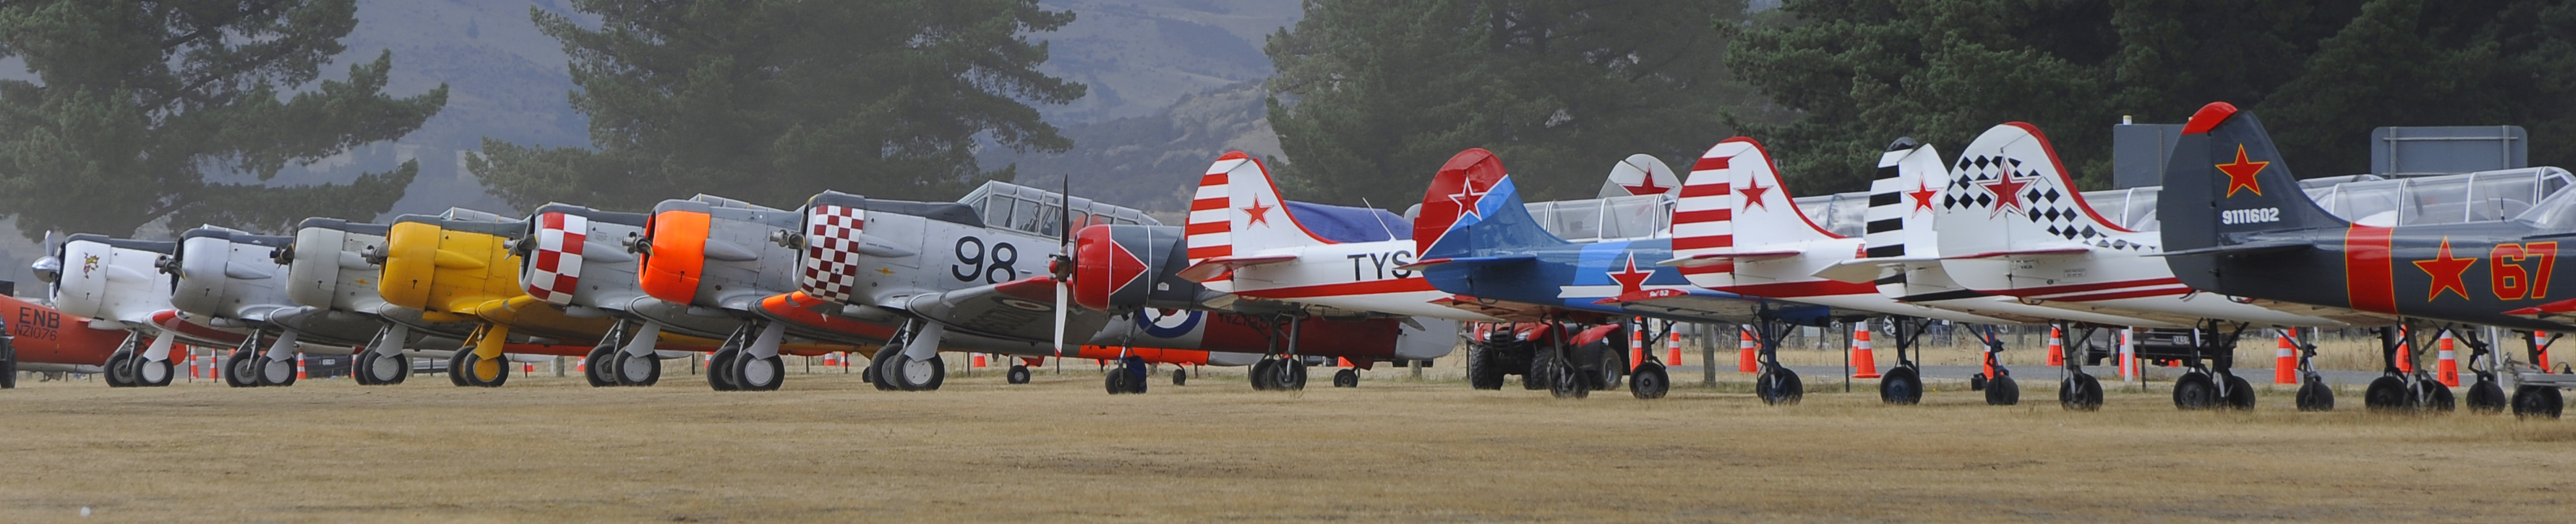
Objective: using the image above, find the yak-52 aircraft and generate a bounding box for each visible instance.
[2159,101,2576,418]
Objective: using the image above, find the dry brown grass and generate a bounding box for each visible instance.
[3,368,2573,523]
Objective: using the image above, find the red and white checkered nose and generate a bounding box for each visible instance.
[796,205,867,302]
[523,212,587,305]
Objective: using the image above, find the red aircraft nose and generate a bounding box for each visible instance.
[1072,224,1147,311]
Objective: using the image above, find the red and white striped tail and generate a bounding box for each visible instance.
[1185,154,1241,261]
[798,205,867,303]
[1188,151,1327,267]
[524,212,588,305]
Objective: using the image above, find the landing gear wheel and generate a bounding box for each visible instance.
[355,353,380,385]
[1466,345,1503,390]
[738,355,785,391]
[225,349,255,388]
[2060,373,2103,411]
[446,351,470,387]
[1547,357,1588,400]
[1250,359,1277,391]
[0,346,14,389]
[1006,364,1031,385]
[1755,368,1802,405]
[1333,368,1358,388]
[262,355,299,387]
[1172,368,1187,386]
[2365,375,2408,412]
[2172,372,2217,410]
[583,346,616,387]
[706,349,742,391]
[618,353,660,386]
[881,353,942,391]
[1985,375,2020,406]
[2296,380,2336,412]
[1629,362,1669,400]
[862,351,886,388]
[1104,368,1130,394]
[1598,351,1624,390]
[455,353,505,388]
[2419,381,2455,412]
[104,353,136,387]
[1280,358,1309,390]
[2466,379,2507,413]
[136,358,172,387]
[365,352,410,385]
[1881,367,1922,405]
[2221,373,2256,410]
[2511,386,2563,419]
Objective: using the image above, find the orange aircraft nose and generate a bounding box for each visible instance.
[639,209,710,304]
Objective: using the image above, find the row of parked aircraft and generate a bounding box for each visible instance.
[10,102,2573,417]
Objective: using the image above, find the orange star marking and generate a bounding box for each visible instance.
[2217,144,2268,197]
[2412,238,2479,301]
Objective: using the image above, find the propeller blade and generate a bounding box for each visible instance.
[1054,282,1068,358]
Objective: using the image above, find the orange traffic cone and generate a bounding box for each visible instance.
[2396,328,2417,374]
[973,353,988,368]
[295,356,309,380]
[522,362,534,377]
[2539,332,2555,370]
[1736,327,1758,373]
[209,353,221,381]
[1851,325,1879,379]
[2273,331,2299,385]
[1337,357,1352,368]
[2436,330,2461,386]
[1666,330,1684,366]
[2044,327,2065,366]
[2117,329,2138,381]
[1628,320,1645,371]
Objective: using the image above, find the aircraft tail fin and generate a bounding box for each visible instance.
[1866,138,1945,260]
[1416,149,1562,260]
[1187,153,1409,264]
[1672,138,1840,265]
[1598,154,1680,198]
[2157,102,2350,256]
[1937,123,2146,259]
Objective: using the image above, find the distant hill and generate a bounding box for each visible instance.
[985,82,1284,221]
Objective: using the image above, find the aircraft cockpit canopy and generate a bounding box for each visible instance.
[957,181,1160,238]
[2305,167,2572,227]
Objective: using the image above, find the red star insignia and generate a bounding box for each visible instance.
[2216,144,2268,198]
[1978,170,2030,217]
[1449,179,1489,220]
[1737,178,1771,211]
[1907,180,1938,214]
[2412,238,2479,301]
[1608,254,1653,295]
[1242,197,1275,227]
[1620,172,1669,196]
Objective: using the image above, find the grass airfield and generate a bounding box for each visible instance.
[3,367,2573,523]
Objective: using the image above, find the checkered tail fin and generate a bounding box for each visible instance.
[1937,123,2127,258]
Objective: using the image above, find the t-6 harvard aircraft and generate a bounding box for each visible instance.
[170,226,391,386]
[536,200,875,388]
[1667,137,2169,406]
[0,289,135,387]
[286,216,495,385]
[38,233,247,387]
[2159,101,2576,418]
[789,181,1452,393]
[1406,147,1853,402]
[377,211,707,386]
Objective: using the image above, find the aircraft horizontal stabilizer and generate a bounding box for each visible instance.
[1394,255,1535,272]
[2153,240,2312,257]
[1808,255,1940,284]
[1175,254,1297,282]
[1942,247,2091,260]
[1656,250,1800,267]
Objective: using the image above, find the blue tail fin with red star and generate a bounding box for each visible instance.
[1416,149,1566,261]
[2158,102,2350,256]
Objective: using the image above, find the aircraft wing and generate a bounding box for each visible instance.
[1589,288,1768,323]
[1177,254,1299,282]
[1657,250,1802,268]
[1396,255,1536,272]
[897,276,1108,343]
[2507,298,2576,325]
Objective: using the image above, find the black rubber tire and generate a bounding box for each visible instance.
[1104,369,1128,394]
[1986,375,2020,406]
[269,355,299,387]
[1880,367,1922,405]
[483,357,507,387]
[1523,355,1553,390]
[2222,373,2256,411]
[1250,359,1277,391]
[862,352,883,386]
[447,350,470,387]
[2296,380,2335,411]
[1282,359,1309,390]
[738,355,785,391]
[2365,375,2408,412]
[1598,351,1625,390]
[2172,372,2217,410]
[620,353,661,386]
[1968,371,1986,392]
[1755,368,1803,405]
[226,349,256,388]
[1172,368,1187,386]
[1548,356,1588,400]
[136,357,172,387]
[2466,379,2507,413]
[2423,382,2455,412]
[356,352,380,386]
[1466,343,1504,390]
[583,345,616,387]
[1007,365,1031,385]
[707,349,742,391]
[0,345,16,389]
[104,352,136,388]
[2060,374,2102,411]
[1333,368,1358,388]
[2511,386,2563,419]
[882,353,941,391]
[383,353,412,385]
[1629,362,1669,400]
[455,353,493,387]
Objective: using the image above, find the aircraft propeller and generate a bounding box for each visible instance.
[31,231,61,297]
[1050,175,1074,370]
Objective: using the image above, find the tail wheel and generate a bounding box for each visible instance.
[2296,380,2335,412]
[2363,375,2408,412]
[738,355,785,391]
[1880,367,1922,405]
[1985,375,2020,406]
[1332,368,1358,388]
[1006,364,1031,385]
[2511,386,2564,419]
[2221,373,2256,411]
[1755,368,1802,405]
[583,346,616,387]
[707,349,742,391]
[136,358,172,387]
[2466,379,2507,413]
[2172,372,2217,410]
[1628,362,1669,400]
[1466,344,1504,390]
[618,353,661,386]
[104,352,136,388]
